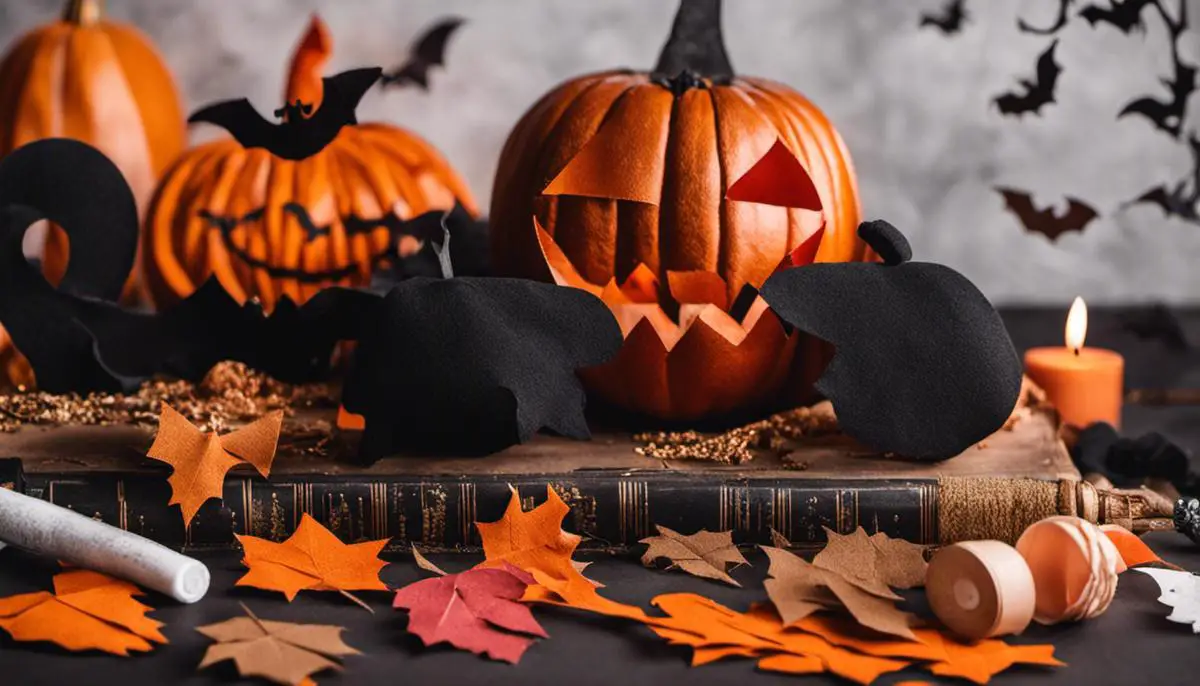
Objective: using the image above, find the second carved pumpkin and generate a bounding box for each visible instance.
[490,0,872,420]
[143,15,477,311]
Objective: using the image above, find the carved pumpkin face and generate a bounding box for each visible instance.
[143,16,475,311]
[489,0,872,420]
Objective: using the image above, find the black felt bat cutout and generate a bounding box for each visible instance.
[919,0,968,34]
[282,202,331,241]
[760,220,1023,461]
[1078,0,1158,33]
[0,138,375,392]
[341,220,622,460]
[1116,304,1190,351]
[994,39,1061,116]
[995,187,1100,241]
[1118,58,1196,139]
[380,18,465,90]
[1126,133,1200,223]
[188,67,382,161]
[1018,0,1074,34]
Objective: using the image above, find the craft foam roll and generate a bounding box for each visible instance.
[926,540,1035,641]
[0,487,209,603]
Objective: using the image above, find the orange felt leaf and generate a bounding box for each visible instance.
[756,653,825,676]
[725,138,823,211]
[146,404,283,526]
[236,513,389,607]
[0,569,166,655]
[1100,524,1181,571]
[542,88,672,205]
[476,485,583,583]
[692,645,762,666]
[927,639,1065,684]
[792,614,948,662]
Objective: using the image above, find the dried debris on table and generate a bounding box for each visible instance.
[635,402,839,464]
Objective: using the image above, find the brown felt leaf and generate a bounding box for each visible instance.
[412,545,447,576]
[236,513,389,609]
[0,569,166,655]
[770,528,793,549]
[145,403,283,526]
[813,527,929,590]
[640,525,748,586]
[197,604,360,686]
[762,546,918,641]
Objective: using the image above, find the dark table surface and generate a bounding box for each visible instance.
[3,306,1200,686]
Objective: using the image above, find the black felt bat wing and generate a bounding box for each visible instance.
[919,0,967,34]
[1017,0,1074,35]
[1078,0,1157,33]
[188,67,382,161]
[1118,61,1196,138]
[381,18,465,90]
[993,40,1061,116]
[1129,183,1200,222]
[995,187,1099,240]
[759,220,1023,461]
[282,202,331,241]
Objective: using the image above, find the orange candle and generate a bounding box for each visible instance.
[1024,297,1124,429]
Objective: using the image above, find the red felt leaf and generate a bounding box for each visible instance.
[394,563,548,664]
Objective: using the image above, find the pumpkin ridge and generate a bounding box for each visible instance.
[0,34,42,151]
[176,144,233,275]
[705,84,731,299]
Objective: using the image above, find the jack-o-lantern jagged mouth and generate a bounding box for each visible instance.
[197,205,420,283]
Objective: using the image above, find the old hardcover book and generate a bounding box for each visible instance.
[0,407,1167,551]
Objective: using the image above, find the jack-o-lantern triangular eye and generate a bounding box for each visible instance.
[725,138,822,211]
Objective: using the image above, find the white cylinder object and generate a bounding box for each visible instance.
[0,487,209,603]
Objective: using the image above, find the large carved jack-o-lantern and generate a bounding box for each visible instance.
[144,15,477,311]
[490,0,873,421]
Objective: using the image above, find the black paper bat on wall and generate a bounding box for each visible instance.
[1119,58,1196,139]
[995,187,1100,240]
[919,0,968,35]
[1018,0,1075,35]
[189,67,382,161]
[1126,133,1200,223]
[380,18,465,90]
[993,40,1061,116]
[1079,0,1158,33]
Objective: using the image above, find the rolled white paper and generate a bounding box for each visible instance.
[0,487,210,603]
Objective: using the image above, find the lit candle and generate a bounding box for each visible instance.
[1023,297,1124,429]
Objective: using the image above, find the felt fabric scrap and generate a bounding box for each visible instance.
[640,525,748,586]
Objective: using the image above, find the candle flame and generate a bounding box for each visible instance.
[1065,296,1087,354]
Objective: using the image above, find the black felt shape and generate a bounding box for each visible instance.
[1127,134,1200,224]
[1016,0,1072,35]
[1072,421,1121,476]
[993,40,1061,116]
[651,0,733,86]
[919,0,969,35]
[342,227,622,460]
[380,17,465,90]
[759,220,1023,461]
[1079,0,1157,34]
[1071,421,1193,491]
[995,187,1100,241]
[188,67,382,161]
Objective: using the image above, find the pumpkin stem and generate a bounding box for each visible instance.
[62,0,102,25]
[284,14,334,114]
[652,0,733,86]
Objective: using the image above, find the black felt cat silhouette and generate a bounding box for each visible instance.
[760,220,1022,461]
[381,18,465,90]
[994,40,1061,116]
[189,67,382,161]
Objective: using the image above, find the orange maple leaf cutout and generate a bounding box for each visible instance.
[236,513,389,610]
[476,485,582,581]
[0,569,166,655]
[146,403,283,526]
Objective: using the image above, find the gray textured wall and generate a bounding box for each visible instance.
[2,0,1199,305]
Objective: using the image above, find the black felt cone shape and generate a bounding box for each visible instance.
[652,0,733,85]
[760,220,1022,460]
[341,222,623,459]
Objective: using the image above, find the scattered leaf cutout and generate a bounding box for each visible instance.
[1101,524,1181,571]
[394,563,548,664]
[927,639,1064,684]
[756,653,826,676]
[0,569,165,655]
[477,485,582,583]
[770,528,792,549]
[725,138,823,210]
[640,525,748,586]
[197,603,359,686]
[145,403,283,526]
[814,527,929,590]
[412,545,447,576]
[762,545,918,640]
[236,513,389,610]
[1134,568,1200,630]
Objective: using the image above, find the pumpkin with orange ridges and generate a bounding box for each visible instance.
[143,15,478,312]
[0,0,186,387]
[489,0,872,421]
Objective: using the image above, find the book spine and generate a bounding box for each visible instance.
[17,469,938,551]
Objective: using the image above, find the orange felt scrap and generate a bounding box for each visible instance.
[534,218,799,420]
[1100,524,1181,571]
[756,653,825,676]
[145,403,283,526]
[477,485,583,582]
[236,513,389,608]
[0,569,166,655]
[725,138,823,210]
[927,638,1064,684]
